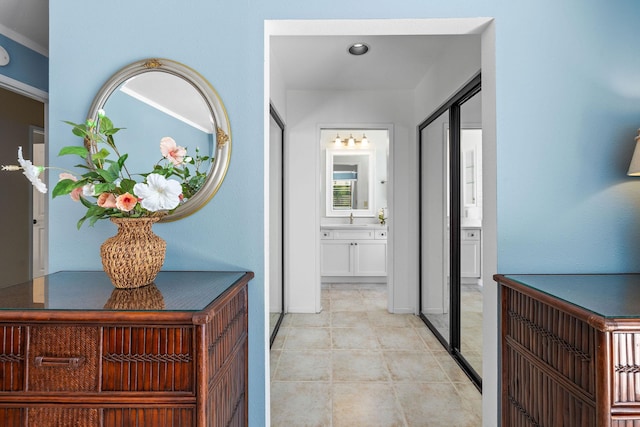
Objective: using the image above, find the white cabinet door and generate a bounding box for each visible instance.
[461,229,481,279]
[320,241,353,276]
[354,241,387,276]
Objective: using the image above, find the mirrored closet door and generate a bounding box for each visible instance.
[419,74,482,389]
[269,104,285,347]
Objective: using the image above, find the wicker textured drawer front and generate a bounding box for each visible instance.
[505,287,596,396]
[102,326,194,392]
[28,326,100,392]
[27,407,99,427]
[0,325,25,392]
[613,332,640,405]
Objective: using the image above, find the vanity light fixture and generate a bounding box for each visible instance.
[627,129,640,176]
[348,43,369,56]
[331,133,370,148]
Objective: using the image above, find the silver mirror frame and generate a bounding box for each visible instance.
[87,58,231,222]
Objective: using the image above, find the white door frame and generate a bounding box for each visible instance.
[0,75,49,279]
[264,18,497,426]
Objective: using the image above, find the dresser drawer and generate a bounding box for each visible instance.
[102,326,195,392]
[28,326,100,392]
[0,325,26,392]
[0,406,196,427]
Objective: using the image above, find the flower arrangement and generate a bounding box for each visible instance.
[1,110,210,228]
[378,208,387,225]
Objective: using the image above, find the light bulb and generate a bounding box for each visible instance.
[348,135,355,147]
[335,134,342,146]
[361,134,369,146]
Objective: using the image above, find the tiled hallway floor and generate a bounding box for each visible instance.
[270,283,482,426]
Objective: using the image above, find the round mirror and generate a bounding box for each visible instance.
[87,58,231,221]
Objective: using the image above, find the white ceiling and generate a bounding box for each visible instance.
[0,0,48,55]
[271,35,475,91]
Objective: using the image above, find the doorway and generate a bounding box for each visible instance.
[265,17,498,424]
[0,85,46,287]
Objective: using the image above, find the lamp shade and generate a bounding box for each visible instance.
[628,129,640,176]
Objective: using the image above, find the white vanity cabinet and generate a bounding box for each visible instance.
[461,227,481,281]
[320,227,387,279]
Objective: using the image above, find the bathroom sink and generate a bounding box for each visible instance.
[320,223,386,230]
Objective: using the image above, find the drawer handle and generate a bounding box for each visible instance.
[34,356,85,369]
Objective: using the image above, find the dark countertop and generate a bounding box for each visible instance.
[496,274,640,319]
[0,271,252,312]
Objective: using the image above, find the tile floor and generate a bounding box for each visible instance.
[270,283,482,426]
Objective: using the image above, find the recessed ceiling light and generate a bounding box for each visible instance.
[348,43,369,56]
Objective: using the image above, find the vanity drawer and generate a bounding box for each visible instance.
[28,326,100,392]
[333,230,374,240]
[375,230,387,239]
[462,229,480,240]
[321,230,333,239]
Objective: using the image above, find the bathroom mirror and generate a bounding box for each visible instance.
[326,149,375,217]
[87,58,231,221]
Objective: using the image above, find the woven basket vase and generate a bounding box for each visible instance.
[100,217,166,289]
[104,283,166,309]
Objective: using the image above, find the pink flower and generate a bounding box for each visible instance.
[97,192,117,208]
[160,137,187,166]
[115,192,138,212]
[70,187,83,202]
[59,173,82,201]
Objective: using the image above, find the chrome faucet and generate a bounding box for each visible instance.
[349,213,354,224]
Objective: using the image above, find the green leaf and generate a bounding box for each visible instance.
[62,120,88,138]
[62,120,81,128]
[79,196,95,208]
[92,148,111,161]
[95,167,117,182]
[94,183,116,193]
[99,116,114,132]
[104,127,123,136]
[52,179,79,198]
[58,146,89,158]
[76,217,87,230]
[107,160,121,179]
[119,178,137,193]
[117,153,128,170]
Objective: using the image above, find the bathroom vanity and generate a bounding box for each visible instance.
[320,224,387,281]
[0,270,252,427]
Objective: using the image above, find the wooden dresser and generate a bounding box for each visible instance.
[0,270,253,427]
[496,274,640,427]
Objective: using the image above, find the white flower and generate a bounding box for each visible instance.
[17,146,47,193]
[82,183,96,197]
[133,173,182,212]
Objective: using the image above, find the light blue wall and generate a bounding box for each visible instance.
[49,1,640,424]
[0,33,48,91]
